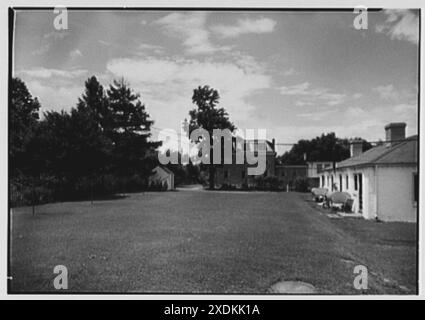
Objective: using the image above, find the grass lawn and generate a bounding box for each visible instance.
[10,190,417,294]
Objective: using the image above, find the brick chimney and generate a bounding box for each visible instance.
[350,139,363,158]
[385,122,406,146]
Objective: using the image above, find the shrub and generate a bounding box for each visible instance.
[219,183,236,191]
[254,175,280,191]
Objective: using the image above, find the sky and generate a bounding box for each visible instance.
[13,9,419,155]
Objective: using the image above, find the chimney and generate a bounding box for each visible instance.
[350,139,363,158]
[385,122,406,146]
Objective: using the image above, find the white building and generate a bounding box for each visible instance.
[149,166,175,190]
[321,123,418,222]
[306,161,333,178]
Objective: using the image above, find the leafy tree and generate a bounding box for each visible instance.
[31,107,112,200]
[107,78,161,177]
[189,85,235,189]
[10,77,40,176]
[278,133,372,165]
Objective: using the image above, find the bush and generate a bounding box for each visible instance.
[10,175,56,207]
[219,183,236,191]
[254,175,280,191]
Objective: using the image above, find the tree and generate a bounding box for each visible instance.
[107,78,161,177]
[76,76,114,195]
[32,107,112,200]
[76,76,110,131]
[277,133,372,165]
[189,85,235,189]
[10,77,40,177]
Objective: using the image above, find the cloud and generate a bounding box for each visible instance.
[372,84,415,102]
[17,68,87,79]
[373,84,398,100]
[298,108,337,121]
[32,44,50,56]
[280,82,311,95]
[283,68,298,76]
[375,9,419,44]
[154,14,276,55]
[137,43,165,55]
[211,17,276,38]
[43,31,68,40]
[15,67,89,112]
[33,31,69,56]
[155,12,225,55]
[280,82,347,106]
[98,40,111,46]
[105,55,271,130]
[70,49,83,59]
[23,80,83,113]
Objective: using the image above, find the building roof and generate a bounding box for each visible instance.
[334,135,418,169]
[153,165,174,175]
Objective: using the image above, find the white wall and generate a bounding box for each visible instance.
[377,166,417,222]
[322,165,417,222]
[322,167,376,219]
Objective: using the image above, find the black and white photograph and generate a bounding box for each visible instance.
[5,2,422,298]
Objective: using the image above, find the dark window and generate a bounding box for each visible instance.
[339,175,342,191]
[322,175,325,187]
[414,173,418,202]
[346,175,349,190]
[354,174,358,191]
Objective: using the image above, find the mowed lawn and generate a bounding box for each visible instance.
[10,191,417,294]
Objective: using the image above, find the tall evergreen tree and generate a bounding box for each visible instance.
[106,78,161,176]
[77,76,110,131]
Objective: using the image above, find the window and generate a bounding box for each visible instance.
[414,173,418,202]
[354,174,358,191]
[322,175,325,187]
[339,175,342,191]
[346,175,349,190]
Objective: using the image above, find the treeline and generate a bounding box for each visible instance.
[277,132,372,165]
[10,76,165,206]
